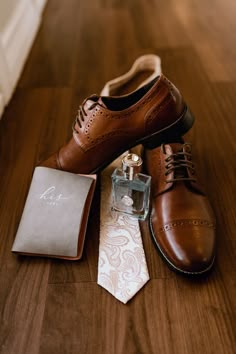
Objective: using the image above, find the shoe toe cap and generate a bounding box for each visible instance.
[151,220,216,275]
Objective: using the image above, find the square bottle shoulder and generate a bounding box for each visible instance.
[112,168,151,186]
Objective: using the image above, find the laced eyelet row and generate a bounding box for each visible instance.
[162,144,197,183]
[72,97,103,134]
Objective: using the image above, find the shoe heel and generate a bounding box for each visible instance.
[143,105,195,149]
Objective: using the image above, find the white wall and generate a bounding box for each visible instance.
[0,0,47,118]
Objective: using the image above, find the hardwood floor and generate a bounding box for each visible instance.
[0,0,236,353]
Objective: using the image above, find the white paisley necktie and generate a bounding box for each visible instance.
[97,153,150,304]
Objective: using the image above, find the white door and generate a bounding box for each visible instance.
[0,0,47,118]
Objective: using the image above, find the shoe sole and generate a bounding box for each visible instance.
[149,216,215,276]
[92,104,194,173]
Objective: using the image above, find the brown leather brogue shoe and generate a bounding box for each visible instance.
[40,75,194,174]
[144,142,216,275]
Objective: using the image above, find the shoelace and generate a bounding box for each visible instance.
[72,96,101,134]
[162,144,197,183]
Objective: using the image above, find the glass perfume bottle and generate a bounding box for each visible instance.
[111,153,151,220]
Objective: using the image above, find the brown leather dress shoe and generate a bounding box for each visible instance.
[144,143,216,275]
[40,75,194,174]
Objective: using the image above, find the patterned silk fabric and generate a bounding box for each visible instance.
[97,153,150,304]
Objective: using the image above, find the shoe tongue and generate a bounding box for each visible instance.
[97,96,108,108]
[82,94,100,111]
[167,143,184,154]
[83,96,108,112]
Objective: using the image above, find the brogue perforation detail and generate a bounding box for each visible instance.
[157,219,215,234]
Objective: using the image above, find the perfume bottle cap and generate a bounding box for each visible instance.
[122,153,142,180]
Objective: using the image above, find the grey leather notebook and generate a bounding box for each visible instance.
[12,167,96,260]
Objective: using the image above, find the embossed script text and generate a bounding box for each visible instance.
[39,186,71,206]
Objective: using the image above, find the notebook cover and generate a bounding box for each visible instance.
[12,167,96,259]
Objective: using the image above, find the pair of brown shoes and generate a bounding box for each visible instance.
[40,73,216,275]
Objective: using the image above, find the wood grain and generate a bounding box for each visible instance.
[0,0,236,353]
